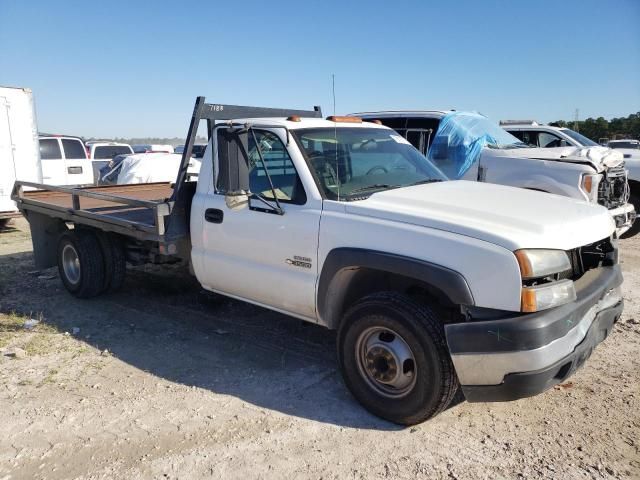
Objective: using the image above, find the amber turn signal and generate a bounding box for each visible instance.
[326,116,362,123]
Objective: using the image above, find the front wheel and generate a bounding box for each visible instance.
[337,292,459,425]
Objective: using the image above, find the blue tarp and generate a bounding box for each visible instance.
[427,111,520,179]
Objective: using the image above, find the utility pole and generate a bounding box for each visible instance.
[574,108,579,132]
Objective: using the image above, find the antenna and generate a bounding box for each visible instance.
[332,74,339,201]
[574,108,580,132]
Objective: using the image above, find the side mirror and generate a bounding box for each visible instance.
[217,128,250,208]
[559,139,569,147]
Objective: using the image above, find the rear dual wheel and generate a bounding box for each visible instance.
[57,229,126,298]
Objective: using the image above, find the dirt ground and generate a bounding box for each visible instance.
[0,218,638,480]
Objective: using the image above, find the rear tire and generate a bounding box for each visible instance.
[620,192,639,239]
[96,232,127,293]
[337,292,459,425]
[57,230,105,298]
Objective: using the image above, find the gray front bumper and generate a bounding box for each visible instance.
[445,265,623,395]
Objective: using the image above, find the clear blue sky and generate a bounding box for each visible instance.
[1,0,639,138]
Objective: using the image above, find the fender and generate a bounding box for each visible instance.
[317,248,474,328]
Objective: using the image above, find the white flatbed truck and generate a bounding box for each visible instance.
[12,97,624,424]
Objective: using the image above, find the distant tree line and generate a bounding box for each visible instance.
[549,112,640,142]
[84,136,207,146]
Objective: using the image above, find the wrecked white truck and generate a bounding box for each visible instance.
[13,98,623,425]
[354,111,635,236]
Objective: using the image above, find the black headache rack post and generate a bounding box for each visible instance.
[171,97,323,203]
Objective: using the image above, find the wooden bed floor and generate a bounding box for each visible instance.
[23,183,174,225]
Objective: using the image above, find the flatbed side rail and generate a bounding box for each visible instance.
[12,181,172,238]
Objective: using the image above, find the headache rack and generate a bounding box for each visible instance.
[173,97,322,202]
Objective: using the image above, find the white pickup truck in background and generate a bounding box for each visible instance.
[503,121,639,237]
[0,86,42,222]
[354,111,635,237]
[12,97,625,425]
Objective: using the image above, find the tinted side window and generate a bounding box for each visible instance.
[406,130,426,153]
[248,130,306,205]
[508,130,526,142]
[518,131,538,146]
[62,139,87,159]
[537,132,562,148]
[39,139,62,159]
[406,118,441,131]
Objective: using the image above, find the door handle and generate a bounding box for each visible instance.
[205,208,224,224]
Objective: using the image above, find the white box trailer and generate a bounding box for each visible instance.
[0,86,42,220]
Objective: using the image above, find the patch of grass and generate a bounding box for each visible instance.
[0,311,28,332]
[0,311,62,353]
[0,331,14,349]
[24,334,55,356]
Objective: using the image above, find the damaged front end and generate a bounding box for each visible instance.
[599,164,636,234]
[599,164,629,209]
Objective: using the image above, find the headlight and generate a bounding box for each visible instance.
[515,249,575,312]
[514,249,571,279]
[580,173,602,203]
[521,279,576,312]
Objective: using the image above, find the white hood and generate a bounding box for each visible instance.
[490,145,624,172]
[346,181,614,251]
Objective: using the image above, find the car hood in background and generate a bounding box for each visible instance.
[490,145,624,172]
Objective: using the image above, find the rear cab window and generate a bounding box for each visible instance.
[93,145,133,159]
[39,138,62,159]
[61,139,87,159]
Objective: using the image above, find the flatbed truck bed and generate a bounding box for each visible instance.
[12,181,185,242]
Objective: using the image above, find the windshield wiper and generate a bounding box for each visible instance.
[410,179,443,186]
[349,184,399,195]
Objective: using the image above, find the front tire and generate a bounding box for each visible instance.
[57,230,105,298]
[337,292,459,425]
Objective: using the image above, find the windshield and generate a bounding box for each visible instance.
[559,128,599,147]
[292,127,447,200]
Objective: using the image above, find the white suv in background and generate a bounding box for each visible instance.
[38,135,94,186]
[85,141,134,182]
[503,121,639,237]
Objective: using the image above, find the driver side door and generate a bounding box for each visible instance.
[194,129,321,320]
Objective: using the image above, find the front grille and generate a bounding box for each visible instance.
[563,237,617,281]
[598,164,629,209]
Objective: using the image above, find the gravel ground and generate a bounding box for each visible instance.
[0,217,638,480]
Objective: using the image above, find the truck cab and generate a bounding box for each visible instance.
[13,98,625,425]
[353,111,636,237]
